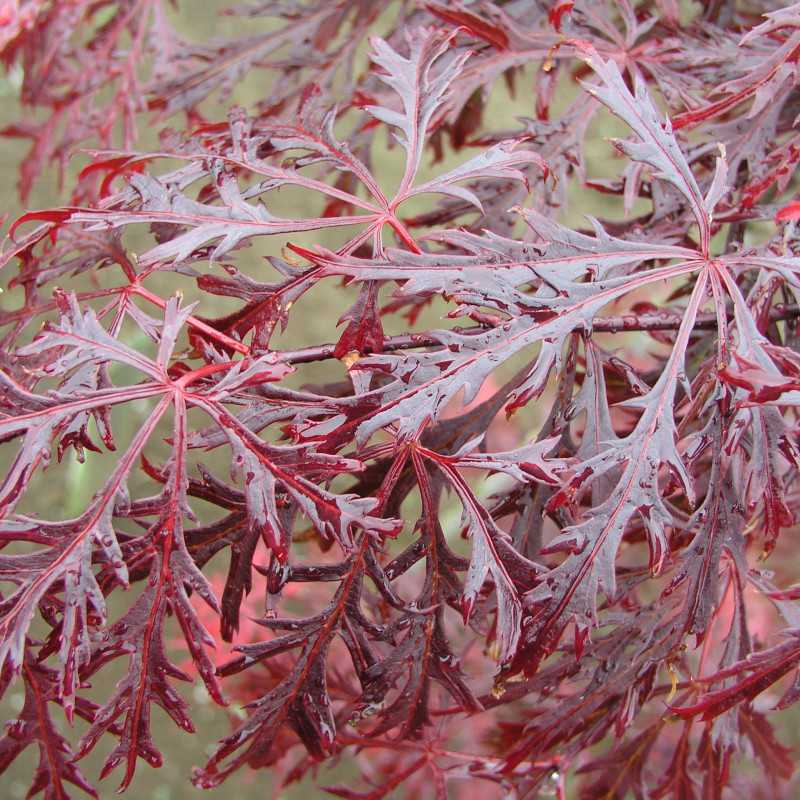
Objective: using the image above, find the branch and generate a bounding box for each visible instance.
[275,305,800,365]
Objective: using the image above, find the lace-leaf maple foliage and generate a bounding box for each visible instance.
[1,1,800,797]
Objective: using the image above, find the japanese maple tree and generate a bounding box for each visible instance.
[1,0,800,797]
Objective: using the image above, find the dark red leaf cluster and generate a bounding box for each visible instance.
[1,1,800,797]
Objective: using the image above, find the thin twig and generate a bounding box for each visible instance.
[275,304,800,365]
